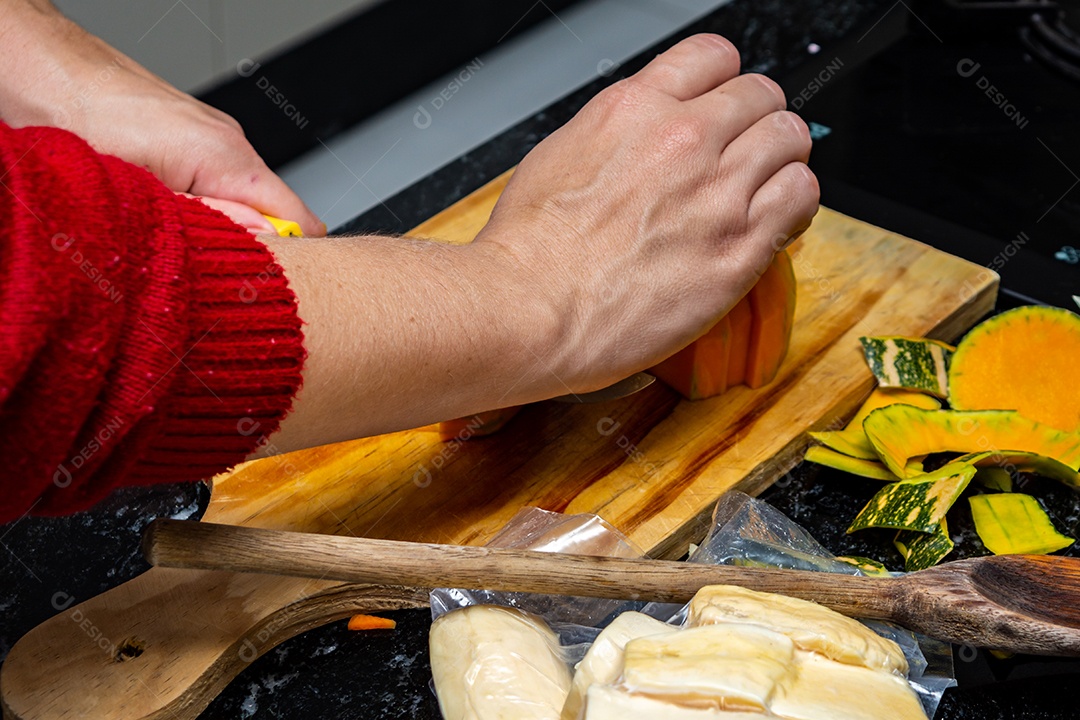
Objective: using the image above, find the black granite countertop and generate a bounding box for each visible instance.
[3,1,1076,718]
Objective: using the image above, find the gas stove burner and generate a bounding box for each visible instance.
[1021,7,1080,81]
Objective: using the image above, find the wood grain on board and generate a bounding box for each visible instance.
[1,169,998,720]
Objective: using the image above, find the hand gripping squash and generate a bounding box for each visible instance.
[652,250,797,400]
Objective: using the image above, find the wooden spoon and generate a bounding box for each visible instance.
[144,519,1080,656]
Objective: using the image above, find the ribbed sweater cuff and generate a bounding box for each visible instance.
[128,197,305,484]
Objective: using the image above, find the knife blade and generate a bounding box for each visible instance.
[550,372,655,403]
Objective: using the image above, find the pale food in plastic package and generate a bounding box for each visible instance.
[561,611,674,720]
[429,605,572,720]
[770,651,928,720]
[583,685,776,719]
[620,624,795,712]
[575,585,926,720]
[687,584,908,675]
[429,588,926,720]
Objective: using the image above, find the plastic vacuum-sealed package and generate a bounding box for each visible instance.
[428,494,956,720]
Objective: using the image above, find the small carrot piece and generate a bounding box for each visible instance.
[347,614,397,631]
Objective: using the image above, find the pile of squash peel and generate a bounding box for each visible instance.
[806,305,1080,571]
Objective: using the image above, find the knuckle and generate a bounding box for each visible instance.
[747,73,786,108]
[777,111,811,142]
[794,164,821,202]
[683,33,740,67]
[658,115,710,154]
[592,79,644,115]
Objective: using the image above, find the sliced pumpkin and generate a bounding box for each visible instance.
[847,389,944,430]
[969,493,1074,555]
[653,250,796,399]
[859,336,954,399]
[835,556,892,576]
[745,251,797,389]
[894,519,954,571]
[862,406,1080,479]
[948,306,1080,432]
[848,463,976,534]
[437,406,521,442]
[651,315,731,400]
[724,296,753,388]
[954,450,1080,488]
[804,445,922,481]
[810,389,942,460]
[808,430,876,461]
[974,467,1013,493]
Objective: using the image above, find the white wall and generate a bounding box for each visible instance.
[52,0,385,94]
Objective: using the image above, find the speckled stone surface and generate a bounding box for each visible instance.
[4,1,1077,718]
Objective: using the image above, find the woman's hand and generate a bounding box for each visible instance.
[0,0,325,235]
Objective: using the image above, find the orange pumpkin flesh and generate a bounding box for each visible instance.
[437,406,522,441]
[725,297,753,388]
[948,306,1080,432]
[745,251,797,389]
[652,250,796,399]
[651,315,731,400]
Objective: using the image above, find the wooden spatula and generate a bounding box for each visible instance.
[144,519,1080,656]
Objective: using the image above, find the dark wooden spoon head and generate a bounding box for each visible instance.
[899,554,1080,656]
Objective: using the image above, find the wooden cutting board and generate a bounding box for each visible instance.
[0,169,998,720]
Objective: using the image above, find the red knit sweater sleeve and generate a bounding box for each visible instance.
[0,122,305,523]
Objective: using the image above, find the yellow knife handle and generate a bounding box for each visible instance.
[263,215,304,237]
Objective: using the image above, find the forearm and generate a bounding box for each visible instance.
[0,1,102,125]
[257,234,568,455]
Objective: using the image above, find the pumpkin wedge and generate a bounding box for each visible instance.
[895,519,954,572]
[653,250,796,400]
[835,556,892,576]
[724,297,753,388]
[438,406,522,441]
[804,445,922,481]
[651,315,731,401]
[969,493,1074,555]
[745,251,797,389]
[862,406,1080,479]
[974,467,1013,492]
[810,389,942,460]
[954,450,1080,488]
[848,463,976,534]
[859,336,954,399]
[948,306,1080,432]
